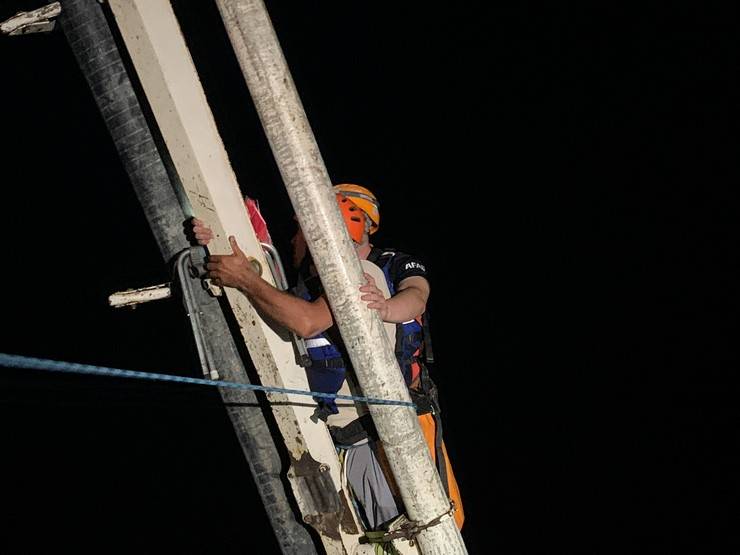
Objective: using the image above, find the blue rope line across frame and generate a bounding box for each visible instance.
[0,353,416,409]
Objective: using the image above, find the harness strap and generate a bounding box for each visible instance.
[305,337,331,348]
[421,310,435,364]
[328,413,378,445]
[310,358,345,369]
[398,331,423,348]
[311,404,336,423]
[409,387,433,415]
[413,361,449,495]
[433,411,449,497]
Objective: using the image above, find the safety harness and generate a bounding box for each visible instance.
[294,248,449,496]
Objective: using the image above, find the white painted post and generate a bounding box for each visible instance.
[106,1,364,552]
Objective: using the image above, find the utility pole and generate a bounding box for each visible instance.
[214,1,467,553]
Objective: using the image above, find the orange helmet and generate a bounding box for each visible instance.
[336,193,366,243]
[333,184,380,235]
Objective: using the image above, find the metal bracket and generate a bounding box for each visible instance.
[261,242,312,368]
[1,2,61,36]
[175,248,220,380]
[107,243,311,376]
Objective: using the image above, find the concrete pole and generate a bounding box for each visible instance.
[215,2,467,553]
[58,1,315,552]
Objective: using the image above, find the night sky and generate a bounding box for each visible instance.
[1,1,736,554]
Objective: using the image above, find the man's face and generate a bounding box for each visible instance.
[289,212,367,270]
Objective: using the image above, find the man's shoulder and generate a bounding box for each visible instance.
[370,246,428,282]
[369,245,417,261]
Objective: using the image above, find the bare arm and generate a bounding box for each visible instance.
[360,273,429,323]
[206,236,333,338]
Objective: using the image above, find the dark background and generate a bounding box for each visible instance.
[1,1,736,554]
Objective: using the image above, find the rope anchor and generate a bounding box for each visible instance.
[359,501,456,545]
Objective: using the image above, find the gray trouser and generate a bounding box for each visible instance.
[344,440,402,530]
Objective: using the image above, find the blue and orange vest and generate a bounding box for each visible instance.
[294,248,424,415]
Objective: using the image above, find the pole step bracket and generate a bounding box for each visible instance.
[1,2,61,36]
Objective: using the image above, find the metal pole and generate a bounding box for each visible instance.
[57,2,316,552]
[214,2,467,553]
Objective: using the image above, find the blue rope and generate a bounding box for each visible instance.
[0,353,415,408]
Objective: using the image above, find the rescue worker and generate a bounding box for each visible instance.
[191,184,463,533]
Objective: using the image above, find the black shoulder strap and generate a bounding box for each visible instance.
[367,246,393,266]
[422,309,435,365]
[414,361,449,497]
[433,410,449,496]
